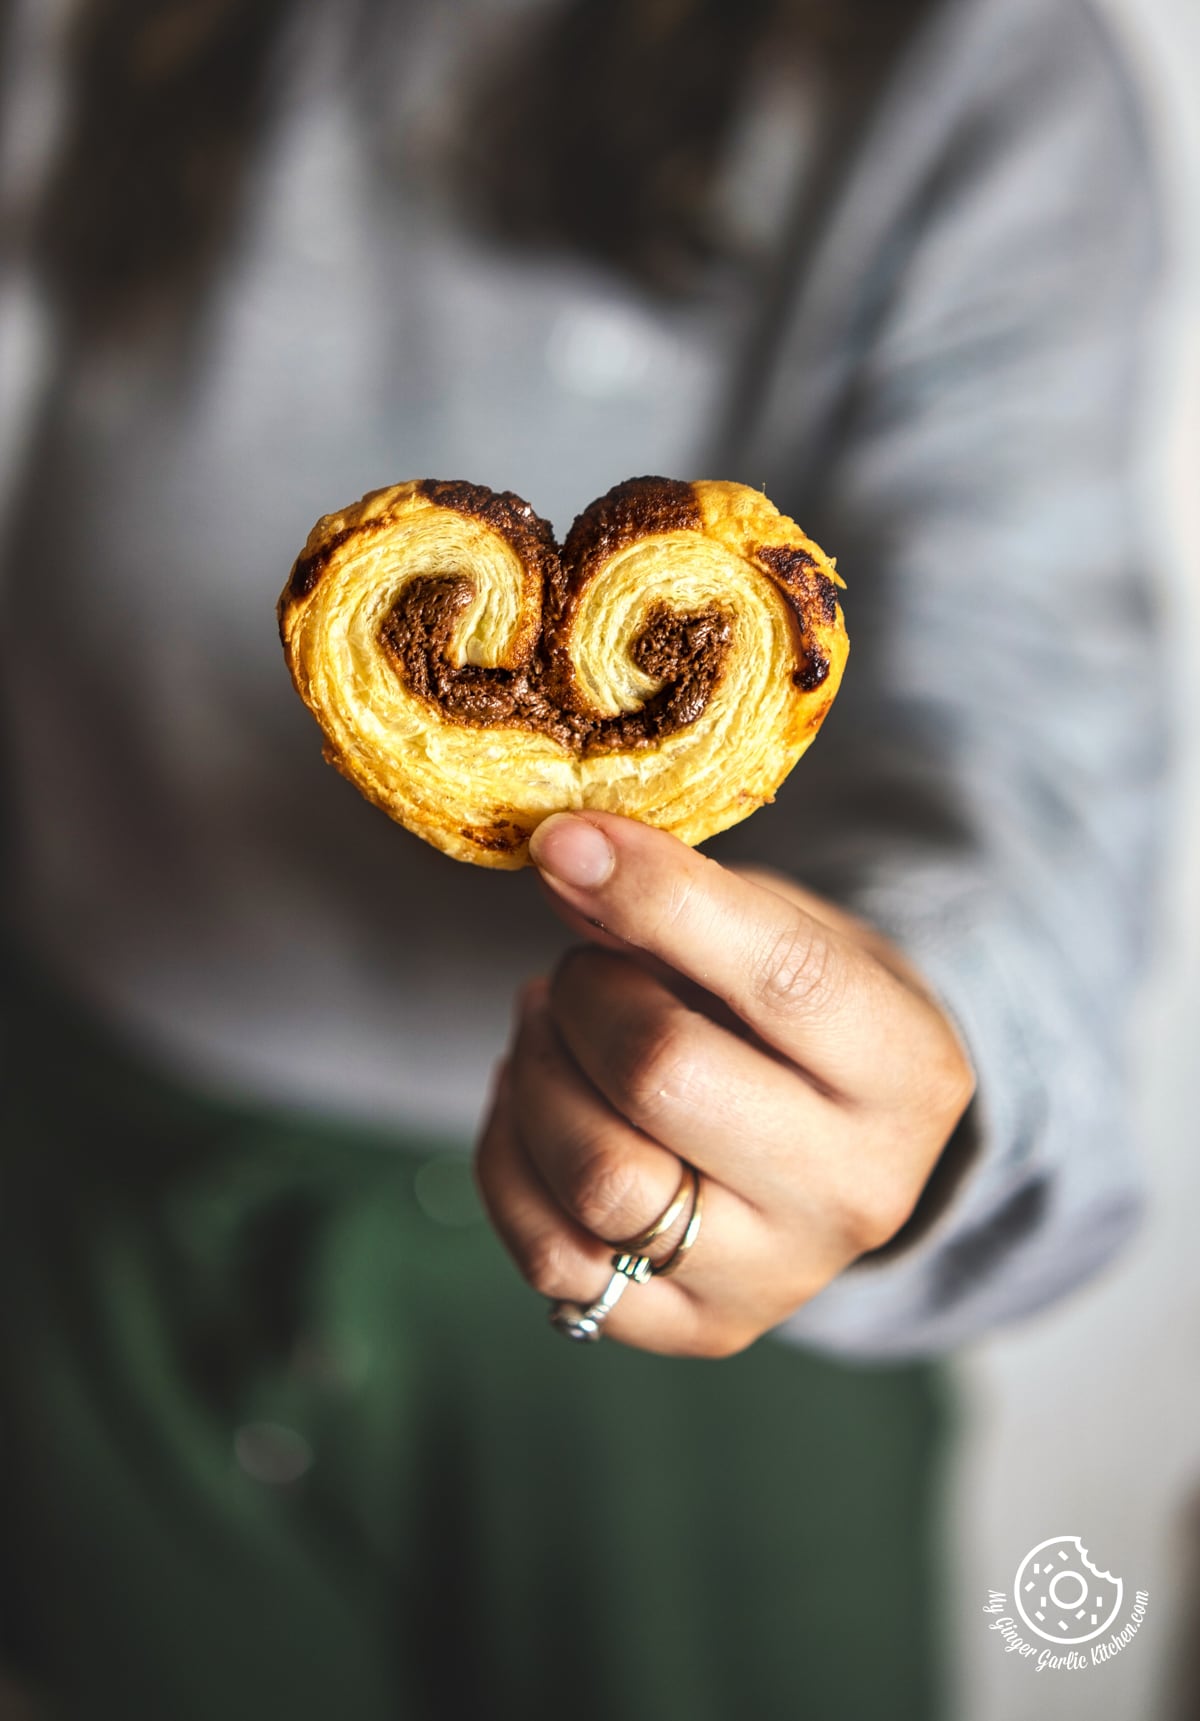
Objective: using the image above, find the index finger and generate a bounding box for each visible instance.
[527,810,942,1099]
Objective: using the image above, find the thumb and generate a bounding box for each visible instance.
[527,811,694,959]
[528,812,630,955]
[527,810,747,990]
[526,810,891,1095]
[527,811,728,966]
[528,814,742,1016]
[527,813,694,993]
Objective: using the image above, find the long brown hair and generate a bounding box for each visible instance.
[454,0,925,291]
[32,0,295,346]
[31,0,924,347]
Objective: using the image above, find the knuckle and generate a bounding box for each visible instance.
[906,1026,977,1130]
[519,1229,580,1301]
[549,947,629,1034]
[751,921,837,1020]
[839,1168,916,1256]
[561,1139,645,1239]
[609,1014,698,1123]
[937,1042,977,1121]
[553,943,605,992]
[547,947,602,1021]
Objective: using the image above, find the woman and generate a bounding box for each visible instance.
[0,0,1164,1716]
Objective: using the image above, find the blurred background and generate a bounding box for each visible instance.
[948,2,1200,1717]
[0,2,1197,1718]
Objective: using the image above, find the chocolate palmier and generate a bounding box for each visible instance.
[278,475,848,868]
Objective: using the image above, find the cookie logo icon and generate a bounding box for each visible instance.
[1014,1536,1123,1645]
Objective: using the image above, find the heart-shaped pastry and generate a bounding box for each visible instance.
[278,475,847,868]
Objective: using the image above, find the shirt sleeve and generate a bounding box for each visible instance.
[728,0,1169,1359]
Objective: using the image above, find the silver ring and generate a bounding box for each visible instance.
[548,1164,703,1342]
[548,1252,654,1343]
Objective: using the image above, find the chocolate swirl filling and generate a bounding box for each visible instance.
[380,576,734,755]
[302,475,836,759]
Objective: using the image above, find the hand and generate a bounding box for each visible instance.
[474,811,975,1358]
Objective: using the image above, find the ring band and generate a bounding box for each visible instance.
[648,1169,704,1278]
[548,1162,704,1341]
[612,1162,693,1252]
[547,1251,651,1343]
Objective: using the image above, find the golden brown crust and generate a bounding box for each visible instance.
[278,476,848,868]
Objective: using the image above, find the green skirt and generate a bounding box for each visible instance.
[0,961,951,1721]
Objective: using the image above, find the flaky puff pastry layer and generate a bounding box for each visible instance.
[278,476,848,868]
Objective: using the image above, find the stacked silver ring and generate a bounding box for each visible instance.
[548,1161,704,1343]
